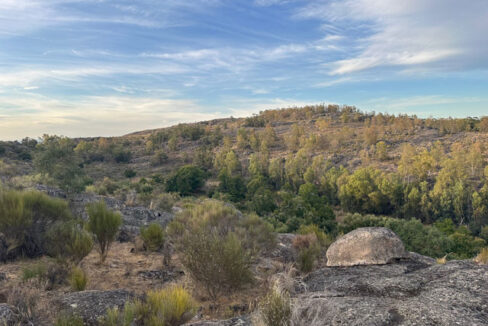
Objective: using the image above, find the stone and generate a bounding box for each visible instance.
[185,316,251,326]
[326,227,406,267]
[57,290,133,325]
[292,257,488,325]
[0,304,18,325]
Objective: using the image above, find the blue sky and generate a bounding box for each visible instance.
[1,0,488,140]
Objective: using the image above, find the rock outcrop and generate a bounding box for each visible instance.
[326,227,406,266]
[186,316,251,326]
[293,255,488,325]
[57,290,133,325]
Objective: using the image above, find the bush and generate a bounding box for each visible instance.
[258,287,292,326]
[0,190,72,258]
[144,285,197,326]
[70,266,88,291]
[140,223,165,251]
[99,286,196,326]
[124,169,136,178]
[169,200,274,299]
[166,165,206,196]
[55,314,84,326]
[292,234,321,273]
[46,220,93,264]
[86,201,122,262]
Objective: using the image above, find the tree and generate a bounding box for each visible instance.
[166,165,206,196]
[34,135,88,192]
[86,201,122,262]
[375,141,388,161]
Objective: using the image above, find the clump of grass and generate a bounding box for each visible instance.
[22,262,48,282]
[99,285,196,326]
[436,255,447,265]
[292,233,321,273]
[140,223,165,251]
[55,313,84,326]
[474,248,488,265]
[257,287,292,326]
[70,266,88,291]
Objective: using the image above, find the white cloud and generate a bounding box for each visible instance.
[296,0,488,75]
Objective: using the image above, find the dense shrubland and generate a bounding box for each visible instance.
[2,104,488,262]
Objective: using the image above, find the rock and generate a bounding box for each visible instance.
[0,304,18,325]
[326,227,406,267]
[137,269,185,282]
[57,290,133,325]
[264,233,297,263]
[185,316,251,326]
[0,233,7,262]
[292,258,488,325]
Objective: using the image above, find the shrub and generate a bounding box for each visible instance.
[166,165,206,196]
[70,267,88,291]
[55,314,84,326]
[297,224,334,248]
[140,223,165,251]
[99,286,196,326]
[46,220,93,264]
[292,234,320,273]
[144,285,197,326]
[124,168,136,178]
[86,201,122,262]
[169,200,274,299]
[258,287,292,326]
[0,190,73,258]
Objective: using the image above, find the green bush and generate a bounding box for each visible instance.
[55,314,84,326]
[99,286,196,326]
[166,165,206,196]
[70,266,88,291]
[46,221,93,264]
[169,200,274,300]
[0,190,73,258]
[140,223,165,251]
[258,287,292,326]
[124,169,136,178]
[86,201,122,262]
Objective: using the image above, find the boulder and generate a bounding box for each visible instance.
[57,290,133,325]
[326,227,406,267]
[0,304,18,325]
[292,257,488,325]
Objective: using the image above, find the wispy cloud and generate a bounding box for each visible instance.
[296,0,488,75]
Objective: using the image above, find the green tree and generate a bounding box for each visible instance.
[166,165,206,196]
[34,135,88,192]
[86,201,122,262]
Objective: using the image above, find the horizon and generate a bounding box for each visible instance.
[1,0,488,140]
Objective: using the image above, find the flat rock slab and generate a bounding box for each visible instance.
[57,289,133,325]
[185,316,251,326]
[326,227,406,266]
[294,257,488,326]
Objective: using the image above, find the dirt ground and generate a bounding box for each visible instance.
[0,241,274,324]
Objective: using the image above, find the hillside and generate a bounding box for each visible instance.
[1,105,488,325]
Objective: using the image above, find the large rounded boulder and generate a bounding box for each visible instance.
[326,227,406,266]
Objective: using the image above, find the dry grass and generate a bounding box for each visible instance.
[0,241,273,323]
[474,248,488,265]
[436,255,447,264]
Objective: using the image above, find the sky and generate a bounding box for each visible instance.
[1,0,488,140]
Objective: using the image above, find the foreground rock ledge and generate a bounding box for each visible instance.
[326,227,406,267]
